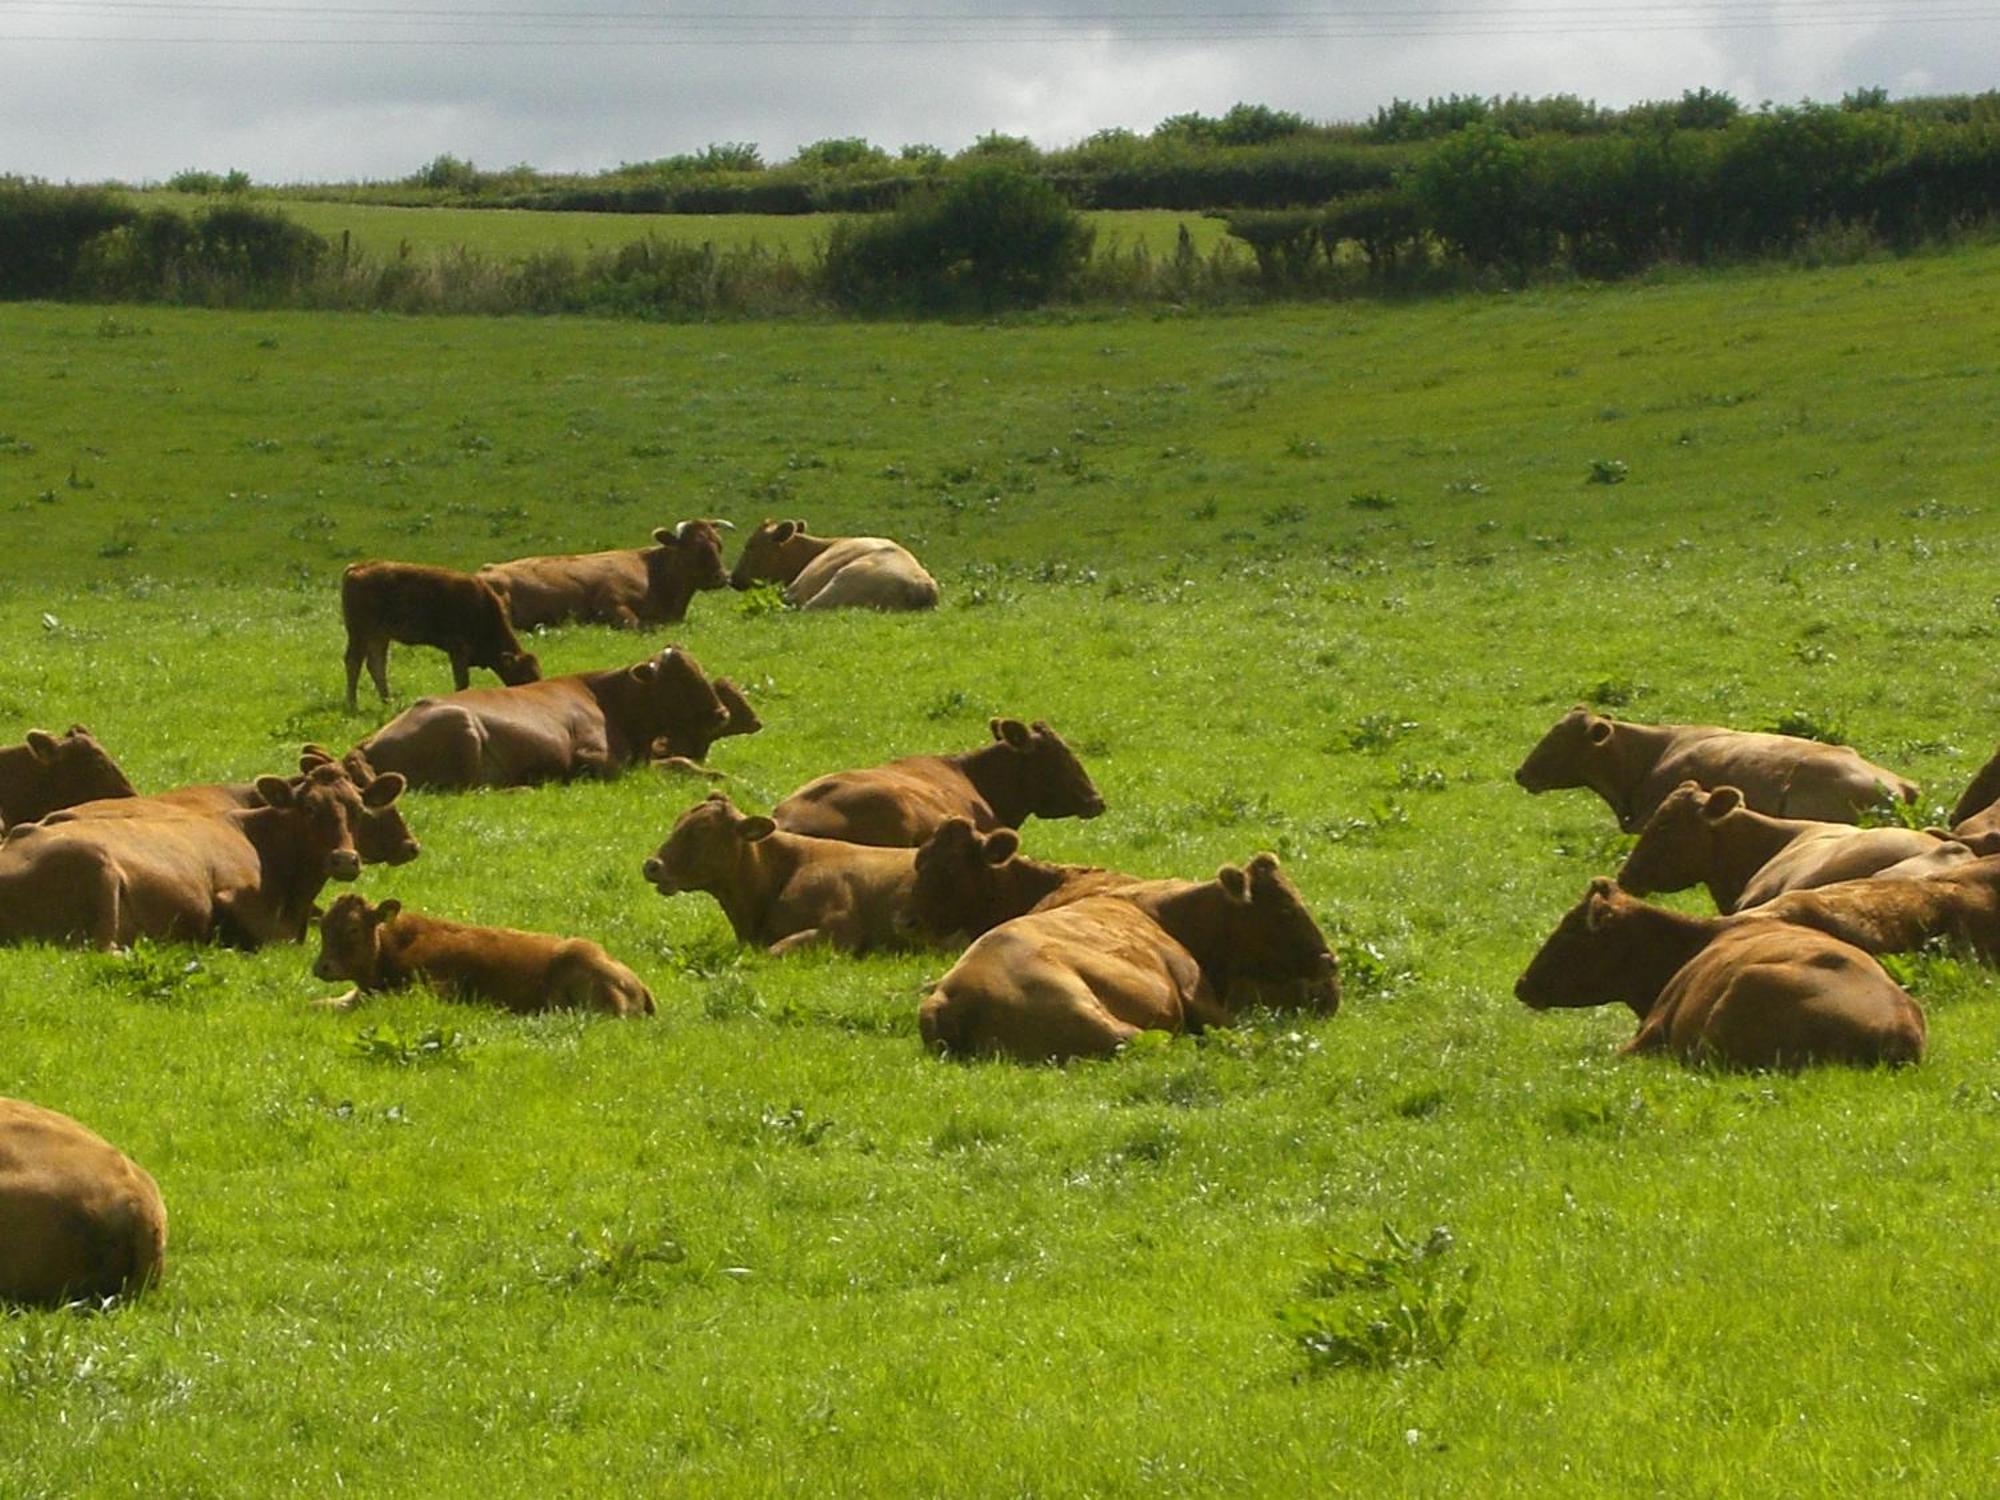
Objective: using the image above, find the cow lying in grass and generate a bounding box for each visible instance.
[313,894,655,1016]
[1617,782,1973,912]
[0,1098,167,1307]
[773,718,1105,848]
[918,853,1337,1063]
[1517,877,1924,1069]
[0,725,136,829]
[1514,707,1917,831]
[651,676,763,776]
[355,648,729,791]
[341,561,541,709]
[902,819,1135,941]
[1952,742,2000,853]
[1755,856,2000,964]
[730,518,938,611]
[478,520,732,630]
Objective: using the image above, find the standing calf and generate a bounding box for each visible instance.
[342,561,540,709]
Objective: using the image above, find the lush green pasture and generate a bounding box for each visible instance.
[2,246,2000,1495]
[129,194,1232,264]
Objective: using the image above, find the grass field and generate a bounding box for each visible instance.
[3,243,2000,1494]
[129,194,1235,264]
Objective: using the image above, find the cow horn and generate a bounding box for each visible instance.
[710,517,736,531]
[673,520,691,540]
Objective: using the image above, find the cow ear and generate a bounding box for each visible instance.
[984,829,1020,864]
[739,815,777,842]
[774,520,799,542]
[66,724,93,739]
[630,660,658,683]
[375,898,402,923]
[1247,852,1282,884]
[254,774,294,807]
[654,525,679,546]
[24,730,60,764]
[1587,719,1613,745]
[1216,864,1250,902]
[1704,786,1742,820]
[299,745,335,772]
[991,717,1031,749]
[362,772,406,807]
[1584,875,1620,928]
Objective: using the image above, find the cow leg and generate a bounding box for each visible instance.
[448,646,472,692]
[344,633,369,710]
[365,642,392,703]
[768,928,828,956]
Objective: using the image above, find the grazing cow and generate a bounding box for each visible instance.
[477,521,732,630]
[642,793,920,954]
[0,1098,166,1306]
[772,718,1105,848]
[313,894,654,1016]
[904,819,1136,942]
[1951,743,2000,853]
[730,519,939,611]
[341,561,541,709]
[1756,856,2000,963]
[0,726,136,829]
[1516,877,1924,1068]
[0,763,403,950]
[1618,782,1965,912]
[918,853,1338,1062]
[355,648,728,791]
[1514,707,1917,831]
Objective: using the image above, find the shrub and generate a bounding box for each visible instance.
[0,178,135,297]
[791,137,889,172]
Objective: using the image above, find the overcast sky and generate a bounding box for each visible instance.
[5,2,1997,183]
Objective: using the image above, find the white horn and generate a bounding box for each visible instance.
[710,517,736,531]
[673,520,690,540]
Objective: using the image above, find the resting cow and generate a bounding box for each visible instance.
[918,853,1338,1062]
[341,560,540,709]
[904,819,1135,941]
[1951,742,2000,854]
[0,725,136,829]
[354,648,728,791]
[652,676,762,768]
[477,520,731,630]
[1756,856,2000,963]
[1516,877,1924,1068]
[1,1098,167,1306]
[0,763,404,950]
[772,718,1104,848]
[1514,706,1917,832]
[643,793,919,955]
[730,519,938,611]
[1618,782,1969,912]
[313,895,654,1016]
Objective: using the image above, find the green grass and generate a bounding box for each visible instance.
[3,242,2000,1494]
[126,192,1234,264]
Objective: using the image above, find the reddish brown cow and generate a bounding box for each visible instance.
[918,853,1337,1062]
[652,676,762,767]
[0,763,403,950]
[341,561,540,709]
[772,718,1105,848]
[643,793,920,954]
[903,819,1135,941]
[1517,877,1924,1068]
[354,648,729,791]
[1951,743,2000,853]
[313,895,654,1016]
[477,521,732,630]
[1755,856,2000,963]
[1515,707,1917,831]
[0,726,137,829]
[1,1098,167,1306]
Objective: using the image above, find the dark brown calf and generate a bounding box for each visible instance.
[342,561,540,709]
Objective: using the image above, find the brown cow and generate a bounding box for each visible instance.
[354,648,728,791]
[341,561,541,709]
[313,894,654,1016]
[0,1098,167,1306]
[477,521,732,630]
[1516,877,1924,1068]
[918,853,1337,1062]
[0,763,403,950]
[772,718,1105,848]
[903,819,1135,942]
[730,519,939,611]
[1951,742,2000,853]
[1756,856,2000,963]
[652,676,762,767]
[1514,707,1917,832]
[0,726,137,829]
[1618,782,1967,912]
[642,793,919,955]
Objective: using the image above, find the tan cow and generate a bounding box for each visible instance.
[1514,707,1917,831]
[1951,742,2000,854]
[354,648,728,791]
[1756,856,2000,963]
[903,819,1136,942]
[642,793,919,954]
[1618,782,1969,912]
[477,521,732,630]
[772,718,1105,848]
[314,894,654,1016]
[0,763,403,950]
[0,1098,167,1306]
[918,853,1338,1062]
[1517,877,1924,1068]
[730,519,938,611]
[0,725,137,829]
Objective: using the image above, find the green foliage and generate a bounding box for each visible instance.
[1276,1225,1475,1372]
[88,945,226,1006]
[1587,458,1629,484]
[0,177,135,297]
[1766,707,1850,745]
[411,153,483,193]
[348,1023,473,1066]
[790,137,889,172]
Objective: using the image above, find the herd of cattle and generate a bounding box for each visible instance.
[5,517,2000,1309]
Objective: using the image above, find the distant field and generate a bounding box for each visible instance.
[3,245,2000,1494]
[132,193,1235,262]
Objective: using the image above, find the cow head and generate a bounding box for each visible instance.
[1618,782,1735,896]
[1514,876,1627,1010]
[16,724,139,810]
[712,678,763,741]
[989,718,1106,821]
[496,649,542,687]
[650,519,733,599]
[297,747,419,866]
[256,761,408,883]
[907,818,1021,939]
[313,893,399,986]
[628,647,730,748]
[1514,706,1613,792]
[643,792,774,896]
[730,518,811,591]
[1209,853,1340,1012]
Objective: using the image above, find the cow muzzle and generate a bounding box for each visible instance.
[325,849,363,882]
[641,857,680,893]
[1513,974,1550,1009]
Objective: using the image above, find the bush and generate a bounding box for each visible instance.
[0,179,135,297]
